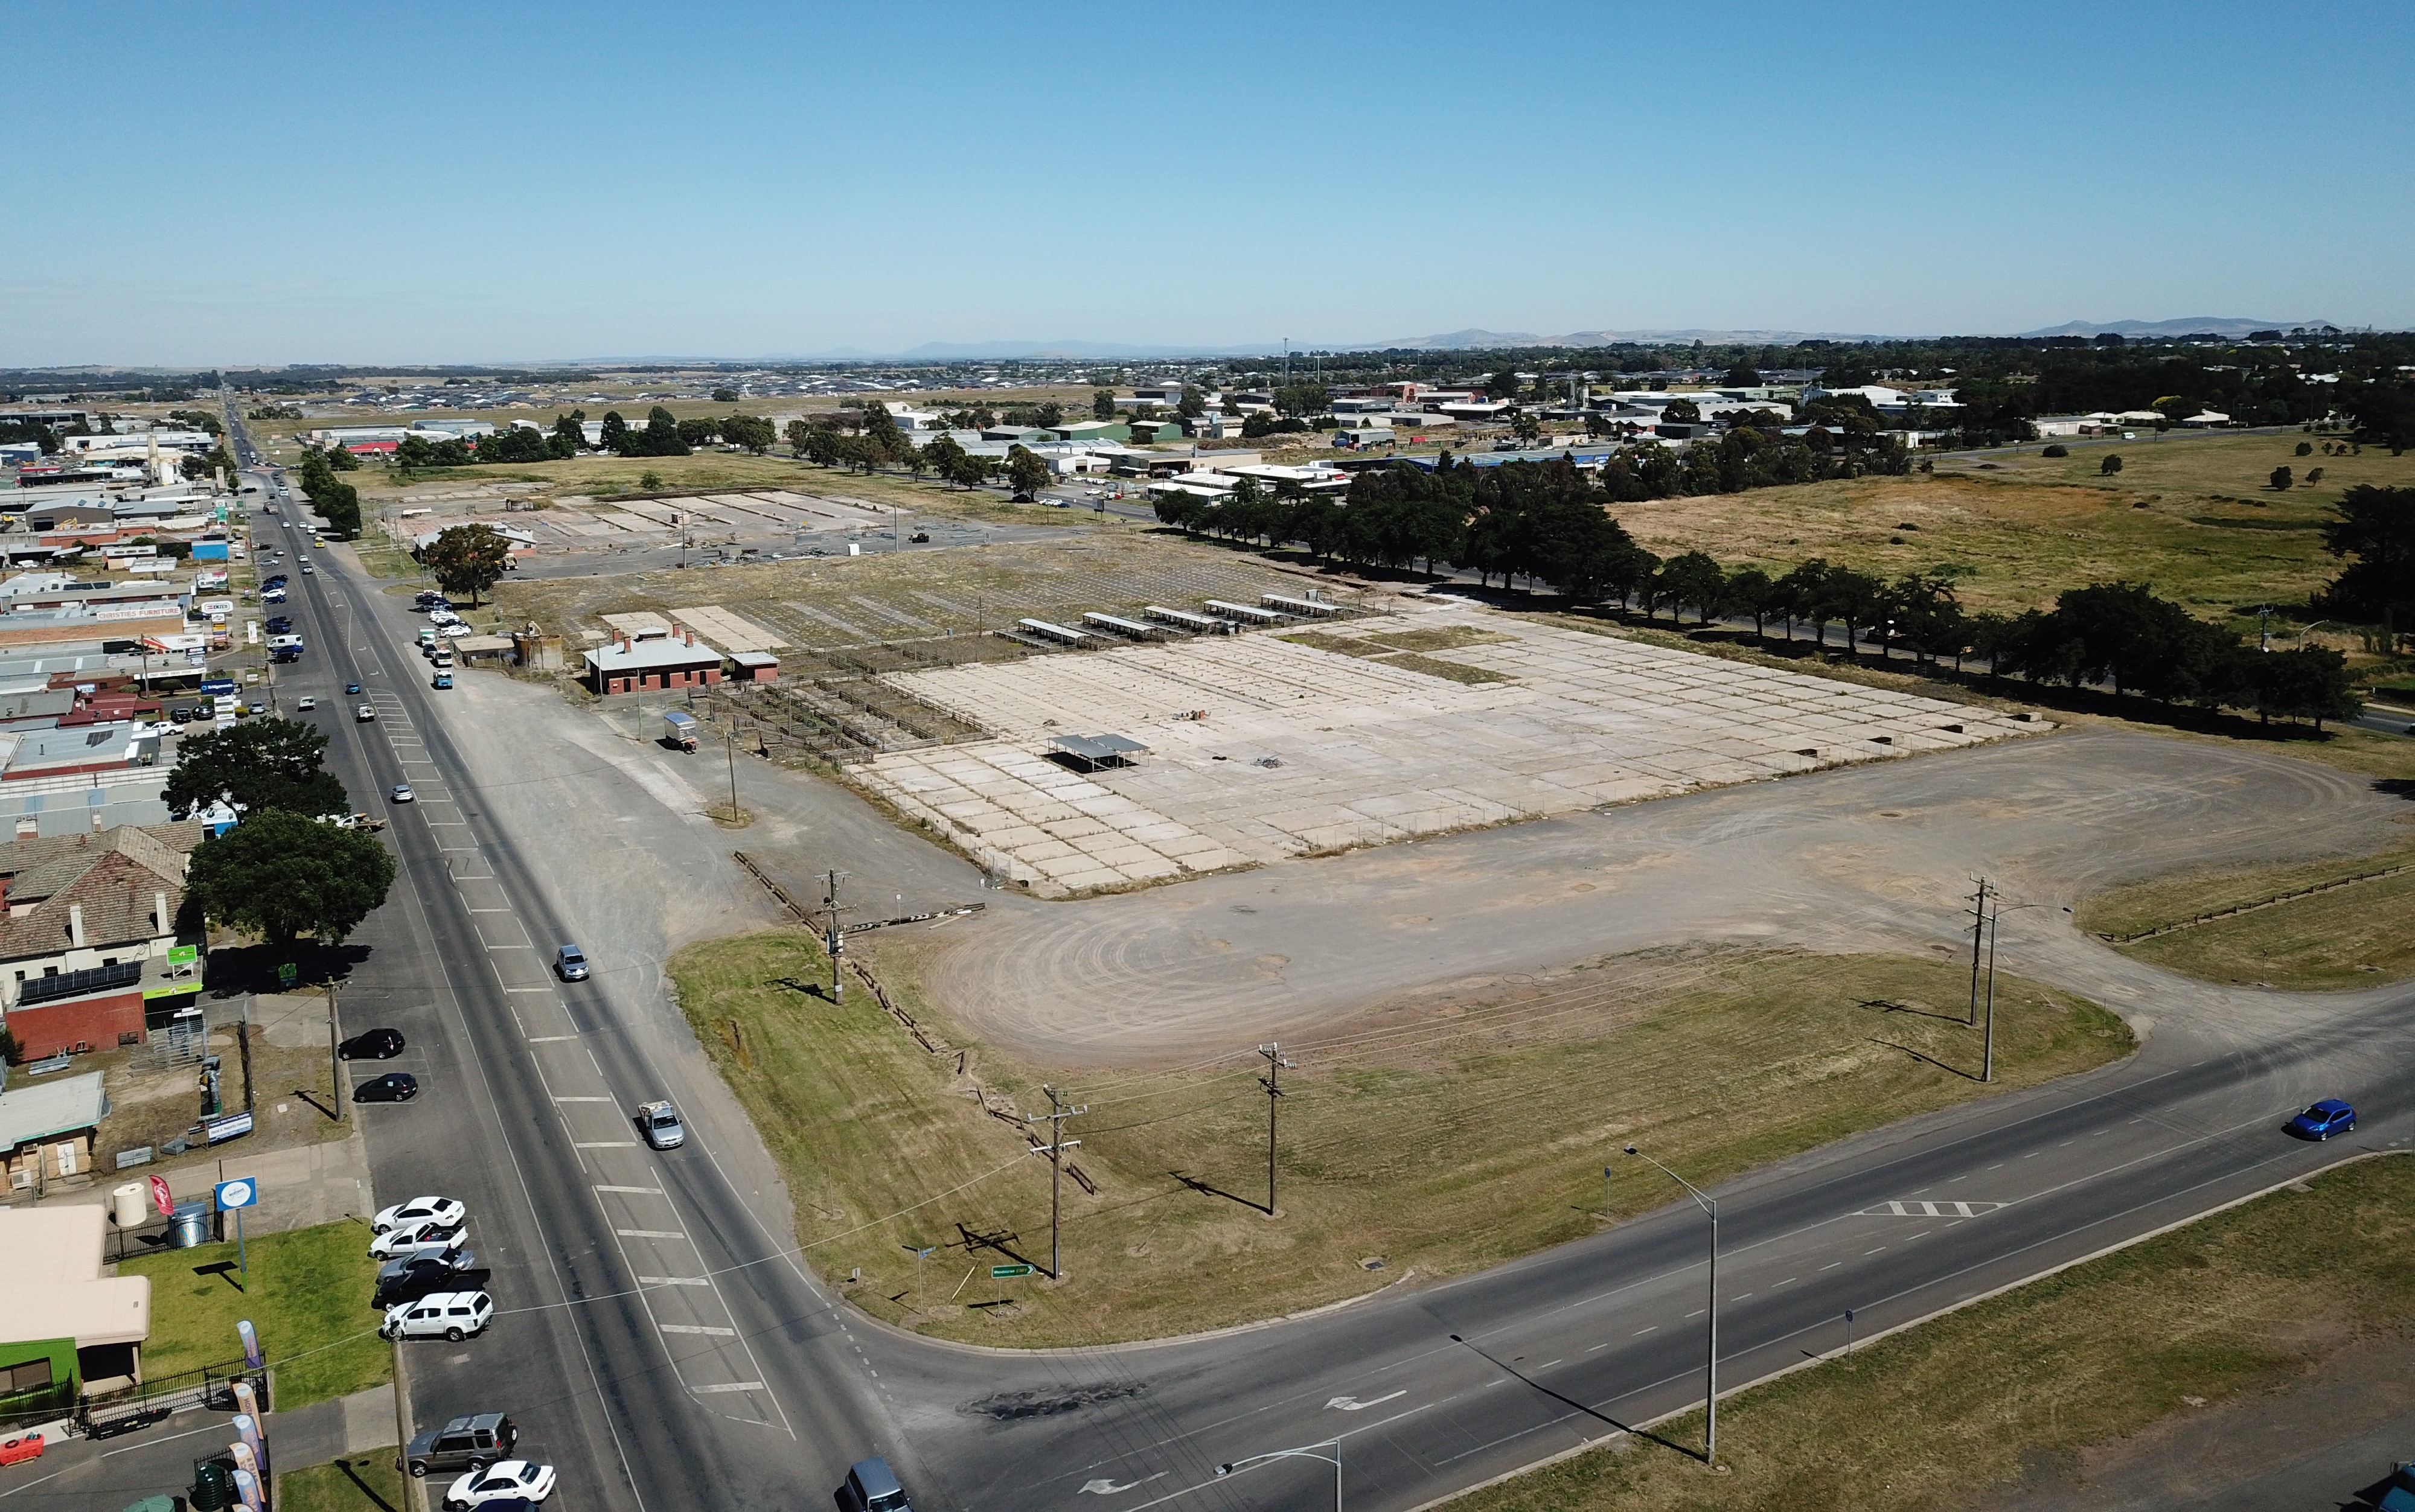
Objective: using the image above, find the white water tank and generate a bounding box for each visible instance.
[112,1181,148,1228]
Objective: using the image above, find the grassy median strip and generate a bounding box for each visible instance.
[120,1218,387,1410]
[2078,840,2415,989]
[1451,1153,2415,1512]
[276,1447,404,1512]
[670,935,2128,1347]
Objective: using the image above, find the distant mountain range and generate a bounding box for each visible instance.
[2013,317,2338,339]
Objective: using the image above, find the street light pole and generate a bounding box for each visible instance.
[1216,1438,1340,1511]
[1625,1144,1718,1464]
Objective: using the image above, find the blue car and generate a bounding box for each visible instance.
[2286,1099,2356,1140]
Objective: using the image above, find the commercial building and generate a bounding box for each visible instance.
[0,821,204,1060]
[582,632,724,695]
[0,1204,150,1412]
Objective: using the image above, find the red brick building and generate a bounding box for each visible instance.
[582,633,724,696]
[0,823,204,1061]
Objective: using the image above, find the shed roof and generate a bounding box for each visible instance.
[0,1071,110,1148]
[583,639,723,674]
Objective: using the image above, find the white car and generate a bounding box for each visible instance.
[297,696,316,712]
[381,1290,493,1344]
[357,704,377,722]
[371,1219,467,1260]
[374,1195,467,1234]
[444,1459,555,1508]
[637,1100,685,1150]
[391,783,416,803]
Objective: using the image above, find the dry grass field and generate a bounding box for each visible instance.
[669,931,2128,1347]
[1455,1154,2415,1512]
[2077,833,2415,989]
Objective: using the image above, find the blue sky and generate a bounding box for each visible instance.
[5,1,2409,367]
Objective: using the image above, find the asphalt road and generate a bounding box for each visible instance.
[176,410,2415,1512]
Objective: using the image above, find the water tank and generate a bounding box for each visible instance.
[191,1458,234,1510]
[170,1202,210,1249]
[111,1182,149,1229]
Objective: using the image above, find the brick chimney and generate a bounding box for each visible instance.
[68,901,85,948]
[154,890,169,934]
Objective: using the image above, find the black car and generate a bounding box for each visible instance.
[340,1027,406,1060]
[266,617,293,633]
[170,707,193,724]
[355,1073,420,1103]
[374,1248,479,1308]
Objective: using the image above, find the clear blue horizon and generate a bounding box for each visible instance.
[4,1,2408,368]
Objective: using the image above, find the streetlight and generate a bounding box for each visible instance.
[1215,1437,1340,1511]
[1624,1144,1719,1464]
[2294,620,2333,649]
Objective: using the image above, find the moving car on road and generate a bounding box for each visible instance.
[401,1413,517,1479]
[432,674,453,689]
[355,1071,419,1104]
[553,944,588,981]
[836,1456,910,1511]
[374,1196,465,1234]
[381,1290,493,1344]
[444,1459,554,1508]
[339,1027,406,1060]
[297,696,316,712]
[2286,1099,2357,1140]
[357,704,377,721]
[346,683,362,694]
[637,1100,685,1150]
[392,784,416,803]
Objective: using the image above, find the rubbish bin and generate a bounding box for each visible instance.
[191,1458,234,1511]
[170,1202,210,1249]
[111,1182,148,1230]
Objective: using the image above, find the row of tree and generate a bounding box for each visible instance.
[296,447,363,535]
[1155,455,2372,730]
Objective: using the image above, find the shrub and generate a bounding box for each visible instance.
[2041,444,2068,458]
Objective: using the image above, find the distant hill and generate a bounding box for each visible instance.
[2014,317,2340,339]
[1362,327,1889,350]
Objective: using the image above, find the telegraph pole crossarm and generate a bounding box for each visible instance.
[821,869,851,1001]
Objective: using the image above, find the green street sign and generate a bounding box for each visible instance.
[169,945,199,966]
[277,963,298,986]
[990,1263,1034,1279]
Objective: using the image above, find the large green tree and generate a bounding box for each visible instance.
[1005,444,1051,496]
[423,523,511,605]
[166,718,350,818]
[187,809,396,948]
[2320,484,2415,638]
[721,414,776,453]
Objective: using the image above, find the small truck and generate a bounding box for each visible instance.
[636,1100,685,1150]
[662,710,699,752]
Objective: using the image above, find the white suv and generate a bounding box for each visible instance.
[382,1290,493,1342]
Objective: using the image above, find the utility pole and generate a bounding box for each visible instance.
[1983,897,2001,1083]
[1034,1087,1085,1280]
[1257,1042,1292,1216]
[822,869,851,1001]
[1966,876,1991,1025]
[327,978,344,1123]
[725,727,739,820]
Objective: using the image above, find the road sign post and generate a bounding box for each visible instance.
[990,1263,1033,1279]
[216,1178,260,1286]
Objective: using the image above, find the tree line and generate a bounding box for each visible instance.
[171,719,397,949]
[1157,454,2370,731]
[296,447,363,535]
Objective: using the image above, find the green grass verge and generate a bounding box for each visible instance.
[1450,1154,2415,1512]
[669,936,2129,1347]
[2078,839,2415,989]
[120,1219,387,1409]
[276,1447,403,1512]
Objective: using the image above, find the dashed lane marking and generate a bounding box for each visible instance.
[690,1383,767,1394]
[595,1186,661,1195]
[660,1324,738,1337]
[575,1141,637,1149]
[616,1229,686,1240]
[639,1277,709,1286]
[554,1096,612,1103]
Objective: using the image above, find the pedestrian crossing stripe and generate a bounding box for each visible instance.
[1856,1199,2008,1218]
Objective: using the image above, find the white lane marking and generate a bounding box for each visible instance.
[638,1276,709,1286]
[594,1185,662,1194]
[1323,1389,1407,1411]
[1633,1325,1657,1335]
[575,1141,637,1149]
[505,988,557,995]
[689,1382,766,1394]
[659,1324,737,1336]
[1866,1246,1887,1254]
[1080,1475,1168,1495]
[1820,1262,1842,1271]
[1733,1292,1753,1301]
[555,1096,612,1103]
[616,1229,686,1240]
[1684,1309,1704,1319]
[526,1035,577,1043]
[1857,1199,2008,1219]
